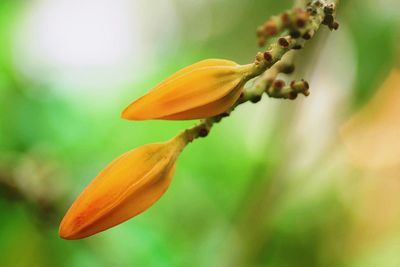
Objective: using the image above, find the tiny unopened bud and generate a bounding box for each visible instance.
[290,30,301,38]
[291,79,310,92]
[324,4,335,15]
[296,18,307,28]
[281,12,290,26]
[273,80,286,90]
[302,31,312,40]
[263,51,273,63]
[264,21,278,36]
[288,92,298,100]
[314,1,322,8]
[322,14,334,25]
[199,127,209,137]
[278,37,290,48]
[306,5,317,15]
[331,21,339,30]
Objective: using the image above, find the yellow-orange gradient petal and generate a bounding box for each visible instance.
[59,135,186,240]
[121,59,253,120]
[159,83,243,120]
[340,69,400,169]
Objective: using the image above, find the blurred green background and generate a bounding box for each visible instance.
[0,0,400,266]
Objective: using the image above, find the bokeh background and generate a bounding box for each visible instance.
[1,0,400,266]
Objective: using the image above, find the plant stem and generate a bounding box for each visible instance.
[181,0,338,144]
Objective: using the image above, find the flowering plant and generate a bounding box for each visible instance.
[60,0,339,239]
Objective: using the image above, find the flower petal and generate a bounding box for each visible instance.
[159,83,243,120]
[121,59,252,120]
[59,136,185,240]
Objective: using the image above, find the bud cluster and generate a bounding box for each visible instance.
[267,79,310,100]
[321,3,339,30]
[256,0,339,59]
[259,59,310,101]
[254,1,339,76]
[256,7,311,47]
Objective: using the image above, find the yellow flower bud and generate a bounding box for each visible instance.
[121,59,253,120]
[59,134,187,240]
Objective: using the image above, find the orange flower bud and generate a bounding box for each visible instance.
[59,134,187,240]
[121,59,253,120]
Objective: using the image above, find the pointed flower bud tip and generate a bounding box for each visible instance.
[121,59,253,121]
[59,134,188,240]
